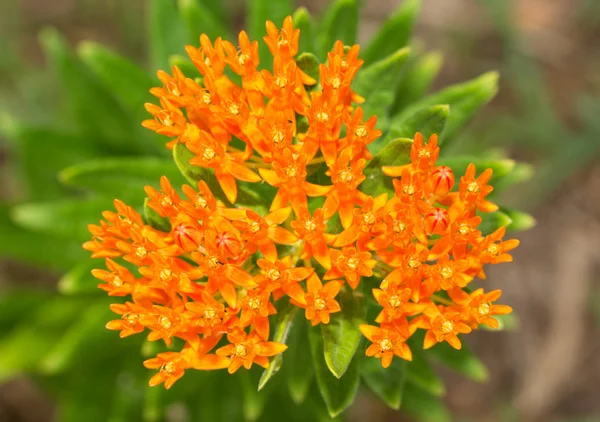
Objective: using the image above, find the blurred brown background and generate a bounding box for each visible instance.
[1,0,600,421]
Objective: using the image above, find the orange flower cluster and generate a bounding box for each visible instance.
[85,17,519,387]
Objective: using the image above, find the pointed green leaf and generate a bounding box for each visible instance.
[248,0,293,67]
[362,137,413,195]
[148,0,188,71]
[437,156,516,185]
[501,207,536,232]
[321,289,365,378]
[406,344,445,396]
[318,0,359,58]
[478,210,513,235]
[58,259,102,295]
[402,383,451,422]
[292,7,316,54]
[400,71,499,144]
[179,0,231,42]
[39,28,135,152]
[363,0,421,64]
[286,314,314,404]
[10,197,114,242]
[360,355,407,410]
[258,304,297,390]
[427,342,489,382]
[144,198,172,232]
[393,50,443,114]
[309,325,360,418]
[353,48,411,130]
[388,104,449,145]
[59,157,187,204]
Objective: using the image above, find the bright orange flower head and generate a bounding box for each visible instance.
[87,16,519,388]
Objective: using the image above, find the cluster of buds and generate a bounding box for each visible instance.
[85,17,518,388]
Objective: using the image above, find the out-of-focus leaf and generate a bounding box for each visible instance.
[143,379,165,422]
[362,137,412,195]
[39,28,135,152]
[388,104,449,144]
[248,0,293,67]
[402,383,452,422]
[393,50,443,113]
[148,0,188,71]
[168,54,200,78]
[322,289,365,378]
[58,259,102,295]
[362,0,421,64]
[286,314,314,404]
[0,290,50,332]
[293,7,316,54]
[318,0,359,59]
[309,325,360,417]
[258,303,297,390]
[144,198,172,232]
[360,354,406,410]
[241,370,269,421]
[59,157,187,204]
[179,0,231,42]
[11,197,112,242]
[437,156,516,184]
[399,71,499,144]
[427,342,489,382]
[296,52,320,84]
[501,207,536,232]
[478,210,512,235]
[353,48,411,131]
[405,344,445,397]
[493,162,534,192]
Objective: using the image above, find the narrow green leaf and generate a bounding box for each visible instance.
[144,198,172,232]
[363,0,421,64]
[353,48,411,130]
[402,383,451,422]
[248,0,294,67]
[399,71,499,144]
[388,104,449,143]
[501,207,536,232]
[292,7,316,54]
[241,370,268,421]
[360,355,407,410]
[39,28,135,152]
[148,0,188,70]
[393,50,443,114]
[318,0,359,59]
[179,0,231,42]
[437,156,516,184]
[322,289,365,378]
[258,304,297,390]
[59,157,187,204]
[493,162,534,192]
[362,137,413,195]
[478,210,512,236]
[309,325,360,418]
[11,197,113,242]
[58,259,102,295]
[286,314,314,404]
[427,342,489,382]
[406,344,445,396]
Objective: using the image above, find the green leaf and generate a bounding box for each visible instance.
[437,156,516,184]
[501,207,536,232]
[179,0,231,42]
[406,345,445,396]
[39,301,117,374]
[309,325,360,418]
[402,383,451,422]
[321,289,365,378]
[292,7,316,54]
[399,71,499,144]
[318,0,359,59]
[388,104,449,143]
[493,162,534,192]
[353,48,411,130]
[392,50,443,114]
[360,355,407,410]
[286,314,314,404]
[362,0,421,64]
[144,198,172,232]
[0,290,51,333]
[241,370,268,421]
[39,28,135,152]
[427,341,489,382]
[362,137,413,195]
[10,197,113,242]
[148,0,188,71]
[478,210,512,235]
[296,52,320,84]
[258,304,297,390]
[248,0,293,67]
[143,377,166,422]
[58,259,102,295]
[59,157,187,204]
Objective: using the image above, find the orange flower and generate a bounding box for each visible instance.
[291,208,335,269]
[216,328,287,374]
[325,247,376,289]
[288,274,342,326]
[420,306,473,350]
[359,324,412,368]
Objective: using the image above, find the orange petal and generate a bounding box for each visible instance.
[256,341,288,356]
[258,168,281,186]
[227,161,262,182]
[268,227,298,244]
[217,173,237,203]
[193,354,231,370]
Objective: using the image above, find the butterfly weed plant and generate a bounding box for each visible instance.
[0,0,533,421]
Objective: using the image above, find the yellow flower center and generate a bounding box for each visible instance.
[304,219,317,232]
[159,315,172,329]
[418,149,431,159]
[160,114,173,127]
[161,195,173,207]
[316,111,329,123]
[204,56,211,66]
[338,168,354,183]
[363,212,376,226]
[271,130,284,144]
[247,297,262,310]
[275,75,288,88]
[313,298,326,311]
[159,268,172,281]
[248,220,261,234]
[238,53,249,66]
[346,256,359,271]
[458,224,470,236]
[234,344,248,358]
[135,246,147,259]
[402,184,415,195]
[111,275,123,287]
[331,76,341,89]
[284,165,297,178]
[487,244,499,255]
[440,320,454,334]
[228,103,240,115]
[407,257,420,269]
[354,125,368,138]
[201,92,211,105]
[379,338,393,352]
[203,308,217,320]
[478,302,491,316]
[388,295,402,308]
[207,255,221,269]
[440,267,453,279]
[161,361,177,374]
[195,196,208,208]
[125,313,139,325]
[267,268,281,281]
[167,82,181,97]
[467,181,480,194]
[393,221,406,233]
[203,147,216,162]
